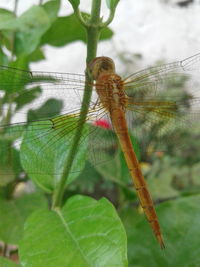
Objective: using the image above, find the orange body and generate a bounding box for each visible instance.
[90,57,165,248]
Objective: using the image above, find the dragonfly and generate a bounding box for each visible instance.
[1,53,200,248]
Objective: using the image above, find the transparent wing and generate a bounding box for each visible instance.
[125,99,199,153]
[0,64,111,115]
[0,65,117,181]
[124,52,200,94]
[0,65,90,116]
[124,53,200,154]
[1,53,200,181]
[0,65,86,88]
[0,107,118,181]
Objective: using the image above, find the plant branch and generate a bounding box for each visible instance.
[73,9,89,27]
[13,0,19,16]
[11,0,19,61]
[52,0,102,208]
[101,8,117,28]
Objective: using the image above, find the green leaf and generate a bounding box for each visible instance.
[0,141,22,186]
[0,192,48,244]
[68,0,80,9]
[41,13,113,46]
[27,98,63,121]
[96,150,131,188]
[0,59,57,98]
[0,58,29,93]
[0,46,9,65]
[0,8,15,30]
[100,27,114,41]
[0,6,51,55]
[0,8,13,16]
[42,0,60,23]
[72,161,102,193]
[146,156,180,199]
[0,125,25,142]
[14,6,51,55]
[0,257,21,267]
[19,195,128,267]
[20,116,88,193]
[121,195,200,266]
[27,48,45,62]
[15,86,42,111]
[0,163,15,186]
[9,57,29,70]
[0,9,16,54]
[94,133,140,190]
[106,0,120,10]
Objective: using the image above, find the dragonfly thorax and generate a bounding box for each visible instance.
[95,72,127,113]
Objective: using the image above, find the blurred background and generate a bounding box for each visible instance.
[1,0,200,266]
[1,0,200,72]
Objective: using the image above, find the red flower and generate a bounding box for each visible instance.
[94,119,112,130]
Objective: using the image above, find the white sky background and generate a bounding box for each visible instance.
[1,0,200,75]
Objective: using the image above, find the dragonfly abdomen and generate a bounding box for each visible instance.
[111,108,165,248]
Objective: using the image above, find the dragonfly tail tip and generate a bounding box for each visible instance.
[157,235,165,249]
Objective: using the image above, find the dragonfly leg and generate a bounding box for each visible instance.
[91,98,101,110]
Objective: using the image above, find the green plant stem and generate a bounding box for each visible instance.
[101,8,116,28]
[74,9,88,27]
[11,0,18,61]
[89,0,101,25]
[52,0,102,208]
[13,0,19,15]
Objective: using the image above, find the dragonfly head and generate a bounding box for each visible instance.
[89,57,115,80]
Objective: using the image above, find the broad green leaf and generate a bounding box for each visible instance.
[0,141,22,186]
[88,125,128,187]
[0,192,48,244]
[0,125,25,142]
[146,156,180,199]
[95,133,140,189]
[121,195,200,266]
[0,8,14,17]
[20,116,88,193]
[9,57,29,72]
[0,6,51,56]
[0,59,56,97]
[0,8,15,30]
[101,27,114,40]
[0,164,15,186]
[0,46,9,65]
[68,0,80,9]
[96,150,131,187]
[42,0,60,23]
[0,58,29,93]
[14,6,51,55]
[15,86,42,110]
[41,13,113,46]
[27,98,63,121]
[0,257,21,267]
[72,161,102,193]
[0,31,14,52]
[106,0,120,10]
[27,48,45,62]
[19,195,128,267]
